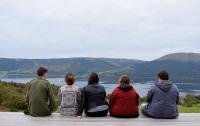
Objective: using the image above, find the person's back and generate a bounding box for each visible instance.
[82,84,107,112]
[142,71,179,119]
[58,73,81,116]
[78,73,108,117]
[24,67,55,117]
[147,82,179,118]
[109,76,139,118]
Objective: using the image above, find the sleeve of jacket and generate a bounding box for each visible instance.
[176,87,180,104]
[103,87,108,104]
[136,92,140,106]
[24,82,31,115]
[76,88,82,116]
[77,88,85,116]
[58,88,62,107]
[109,90,116,111]
[47,82,55,112]
[147,86,154,103]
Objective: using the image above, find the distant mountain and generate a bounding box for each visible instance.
[157,53,200,62]
[104,53,200,83]
[0,58,143,79]
[0,52,200,83]
[132,60,200,82]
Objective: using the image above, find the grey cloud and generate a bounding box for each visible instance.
[0,0,200,60]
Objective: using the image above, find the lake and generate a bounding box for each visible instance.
[1,78,200,97]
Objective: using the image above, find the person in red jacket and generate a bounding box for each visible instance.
[109,75,139,118]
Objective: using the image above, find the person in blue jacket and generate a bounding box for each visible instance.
[141,71,179,119]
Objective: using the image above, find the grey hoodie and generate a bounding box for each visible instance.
[142,80,179,119]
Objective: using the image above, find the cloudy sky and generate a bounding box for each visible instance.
[0,0,200,60]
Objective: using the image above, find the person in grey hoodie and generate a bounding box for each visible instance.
[141,71,179,119]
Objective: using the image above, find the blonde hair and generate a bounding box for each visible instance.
[119,75,131,89]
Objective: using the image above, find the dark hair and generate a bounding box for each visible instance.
[37,66,48,77]
[158,71,169,80]
[119,75,131,89]
[88,72,99,85]
[65,73,76,85]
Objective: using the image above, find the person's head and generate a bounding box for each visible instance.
[158,71,169,81]
[37,66,48,79]
[65,73,76,85]
[119,75,131,89]
[88,72,99,85]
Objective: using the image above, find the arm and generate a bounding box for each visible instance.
[136,93,140,106]
[77,88,85,116]
[109,92,116,111]
[147,86,154,103]
[176,90,180,104]
[47,83,55,112]
[58,89,62,107]
[24,83,31,114]
[76,88,82,116]
[103,87,108,104]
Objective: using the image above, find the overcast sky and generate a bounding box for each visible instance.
[0,0,200,61]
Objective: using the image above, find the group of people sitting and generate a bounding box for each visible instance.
[24,66,179,119]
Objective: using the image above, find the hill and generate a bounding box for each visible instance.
[157,53,200,62]
[0,53,200,83]
[0,58,142,79]
[101,53,200,83]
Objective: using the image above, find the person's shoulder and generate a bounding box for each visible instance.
[172,83,179,90]
[98,84,105,88]
[29,79,36,83]
[39,79,50,84]
[73,85,79,89]
[82,85,88,89]
[150,83,157,89]
[131,86,139,94]
[37,79,51,88]
[72,85,81,92]
[29,78,37,84]
[59,85,66,91]
[111,86,121,94]
[147,83,157,93]
[81,85,89,91]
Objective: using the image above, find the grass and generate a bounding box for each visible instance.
[0,81,59,112]
[178,105,200,113]
[0,105,9,112]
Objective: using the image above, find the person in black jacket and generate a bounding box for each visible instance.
[78,72,108,117]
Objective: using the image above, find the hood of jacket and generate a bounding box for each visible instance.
[155,80,173,92]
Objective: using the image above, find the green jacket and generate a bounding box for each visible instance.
[25,78,55,117]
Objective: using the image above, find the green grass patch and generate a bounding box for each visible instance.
[178,105,200,113]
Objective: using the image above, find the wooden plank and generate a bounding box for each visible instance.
[0,112,200,126]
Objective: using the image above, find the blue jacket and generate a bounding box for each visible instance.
[143,80,179,119]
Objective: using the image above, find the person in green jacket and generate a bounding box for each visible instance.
[24,67,55,117]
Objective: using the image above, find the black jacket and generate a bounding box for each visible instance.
[78,84,108,116]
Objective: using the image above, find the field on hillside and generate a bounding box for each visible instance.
[0,81,59,112]
[0,81,200,113]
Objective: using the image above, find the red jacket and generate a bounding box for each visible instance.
[109,86,139,117]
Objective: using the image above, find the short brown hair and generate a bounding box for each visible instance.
[88,72,99,85]
[37,66,48,77]
[158,71,169,80]
[65,73,76,85]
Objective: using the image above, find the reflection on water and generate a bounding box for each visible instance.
[0,78,200,97]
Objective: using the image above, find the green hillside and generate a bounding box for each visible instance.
[0,81,59,112]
